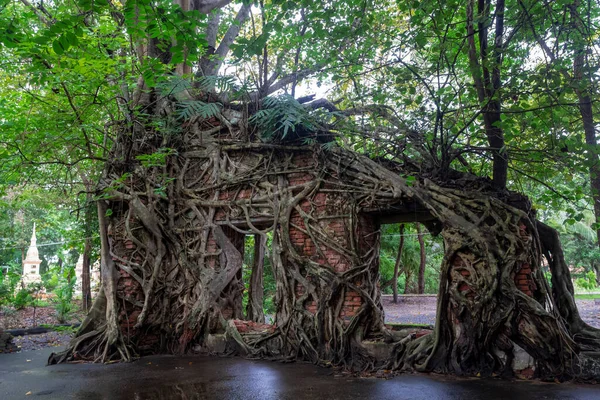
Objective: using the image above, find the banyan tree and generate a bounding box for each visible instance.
[28,0,599,384]
[48,93,600,380]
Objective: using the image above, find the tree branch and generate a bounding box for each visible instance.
[202,4,252,76]
[192,0,233,14]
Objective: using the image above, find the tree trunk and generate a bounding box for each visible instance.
[417,223,426,294]
[466,0,508,189]
[246,234,266,323]
[392,224,405,303]
[80,176,95,312]
[81,237,92,312]
[569,1,600,247]
[404,269,413,294]
[521,0,600,249]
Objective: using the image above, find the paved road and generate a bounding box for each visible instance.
[1,347,599,399]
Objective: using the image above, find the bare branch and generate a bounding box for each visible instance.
[202,4,252,76]
[191,0,233,14]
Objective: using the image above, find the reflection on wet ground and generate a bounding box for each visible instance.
[1,347,599,399]
[134,383,209,400]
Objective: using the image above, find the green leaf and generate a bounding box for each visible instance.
[65,32,78,46]
[52,40,64,55]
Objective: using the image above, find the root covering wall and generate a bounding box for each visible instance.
[50,119,600,381]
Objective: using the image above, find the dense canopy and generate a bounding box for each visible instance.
[1,0,600,382]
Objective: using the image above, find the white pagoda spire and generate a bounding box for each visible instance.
[22,222,42,284]
[25,222,41,263]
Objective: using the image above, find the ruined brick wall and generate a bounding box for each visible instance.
[515,222,536,297]
[288,153,379,322]
[112,148,381,344]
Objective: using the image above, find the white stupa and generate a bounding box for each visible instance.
[75,254,84,295]
[22,223,42,285]
[75,254,101,297]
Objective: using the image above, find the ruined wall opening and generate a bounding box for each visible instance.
[241,232,276,324]
[378,222,443,330]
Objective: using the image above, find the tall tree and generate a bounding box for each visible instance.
[392,224,405,303]
[246,234,266,323]
[416,223,426,294]
[466,0,508,188]
[2,0,600,381]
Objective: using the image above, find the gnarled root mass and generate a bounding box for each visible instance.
[49,111,600,381]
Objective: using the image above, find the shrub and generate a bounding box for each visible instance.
[0,278,11,306]
[42,269,60,293]
[52,267,75,323]
[0,265,22,307]
[13,289,33,310]
[575,271,598,291]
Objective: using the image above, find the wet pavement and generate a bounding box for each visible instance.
[1,347,599,399]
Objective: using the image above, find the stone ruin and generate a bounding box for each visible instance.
[49,119,600,381]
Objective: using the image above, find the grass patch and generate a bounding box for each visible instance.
[575,294,600,300]
[39,324,79,334]
[385,322,433,330]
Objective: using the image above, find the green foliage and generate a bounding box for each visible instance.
[0,186,97,275]
[250,95,316,141]
[242,234,277,317]
[42,268,60,293]
[52,267,75,324]
[0,264,21,306]
[575,272,598,292]
[136,148,178,168]
[196,75,244,97]
[544,210,600,281]
[543,271,553,289]
[12,289,31,310]
[12,282,44,310]
[0,0,600,325]
[379,224,443,294]
[575,293,600,300]
[45,324,78,334]
[176,101,222,120]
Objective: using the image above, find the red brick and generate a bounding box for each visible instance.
[458,283,471,292]
[519,268,532,274]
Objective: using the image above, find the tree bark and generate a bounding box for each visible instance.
[594,263,600,286]
[404,269,413,294]
[417,223,426,294]
[466,0,508,189]
[80,175,95,312]
[392,224,405,303]
[246,234,266,323]
[569,1,600,247]
[81,237,92,312]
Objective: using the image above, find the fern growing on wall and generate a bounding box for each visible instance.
[249,95,316,141]
[176,100,222,120]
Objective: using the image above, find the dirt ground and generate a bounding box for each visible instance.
[0,306,84,330]
[382,295,600,328]
[0,306,84,352]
